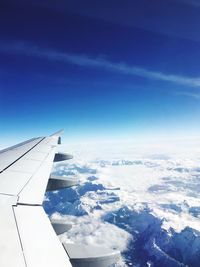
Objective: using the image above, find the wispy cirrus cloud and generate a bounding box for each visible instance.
[176,0,200,7]
[1,41,200,88]
[176,91,200,99]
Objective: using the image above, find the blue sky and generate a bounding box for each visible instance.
[1,0,200,145]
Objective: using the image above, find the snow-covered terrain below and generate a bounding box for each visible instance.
[43,140,200,267]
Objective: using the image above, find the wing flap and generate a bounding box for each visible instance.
[14,205,71,267]
[0,136,58,198]
[23,151,48,161]
[0,171,31,195]
[9,158,43,173]
[18,150,55,205]
[0,195,26,267]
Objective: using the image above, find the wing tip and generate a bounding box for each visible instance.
[50,129,64,137]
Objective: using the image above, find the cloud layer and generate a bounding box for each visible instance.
[43,141,200,266]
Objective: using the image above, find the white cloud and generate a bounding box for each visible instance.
[44,141,200,266]
[1,41,200,88]
[56,214,131,252]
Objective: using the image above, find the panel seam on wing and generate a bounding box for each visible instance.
[12,205,28,267]
[0,137,45,174]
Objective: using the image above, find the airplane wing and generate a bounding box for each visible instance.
[0,131,120,267]
[0,130,73,267]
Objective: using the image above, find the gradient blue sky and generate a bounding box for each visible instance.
[1,0,200,145]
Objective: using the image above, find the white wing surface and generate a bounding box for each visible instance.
[0,131,72,267]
